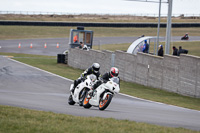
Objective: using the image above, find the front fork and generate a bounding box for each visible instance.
[102,92,113,100]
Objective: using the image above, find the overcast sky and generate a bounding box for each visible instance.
[0,0,199,16]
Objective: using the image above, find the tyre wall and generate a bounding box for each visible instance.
[1,21,200,27]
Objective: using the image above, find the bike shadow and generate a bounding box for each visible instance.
[81,107,121,113]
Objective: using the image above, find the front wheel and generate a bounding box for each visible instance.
[99,94,113,110]
[79,89,86,106]
[83,92,92,109]
[68,94,75,105]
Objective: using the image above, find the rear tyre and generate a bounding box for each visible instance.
[83,92,92,109]
[99,94,112,110]
[68,94,75,105]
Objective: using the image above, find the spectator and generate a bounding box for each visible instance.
[158,45,164,57]
[79,42,84,49]
[73,34,78,43]
[172,46,178,56]
[177,46,188,56]
[82,44,88,50]
[79,42,88,50]
[142,40,149,53]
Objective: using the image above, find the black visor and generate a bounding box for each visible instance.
[111,71,118,77]
[93,67,100,72]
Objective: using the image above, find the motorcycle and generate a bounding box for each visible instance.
[83,77,120,110]
[68,74,97,106]
[181,34,189,40]
[181,36,189,40]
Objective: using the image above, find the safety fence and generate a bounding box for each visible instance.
[1,11,200,17]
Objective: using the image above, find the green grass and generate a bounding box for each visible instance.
[1,52,200,111]
[93,41,200,57]
[1,105,199,133]
[120,81,200,110]
[93,43,130,51]
[0,26,200,40]
[0,26,74,40]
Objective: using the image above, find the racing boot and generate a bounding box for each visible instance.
[87,89,93,99]
[87,81,100,98]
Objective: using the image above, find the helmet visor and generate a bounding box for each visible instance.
[111,71,118,77]
[93,67,99,72]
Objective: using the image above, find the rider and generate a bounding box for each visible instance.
[101,67,120,84]
[181,33,189,40]
[71,63,101,93]
[88,67,120,97]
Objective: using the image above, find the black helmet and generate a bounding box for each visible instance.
[92,63,100,73]
[110,67,119,77]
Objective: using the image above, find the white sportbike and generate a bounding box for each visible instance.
[68,74,97,106]
[83,77,120,110]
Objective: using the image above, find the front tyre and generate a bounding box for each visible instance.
[99,94,113,110]
[79,89,86,106]
[83,92,92,109]
[68,94,75,105]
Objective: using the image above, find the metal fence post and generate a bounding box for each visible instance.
[111,53,115,67]
[165,0,173,55]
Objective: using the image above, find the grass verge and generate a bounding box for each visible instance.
[1,105,199,133]
[0,26,200,40]
[93,41,200,57]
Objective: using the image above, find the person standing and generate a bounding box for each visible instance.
[142,40,149,53]
[73,34,78,43]
[172,46,178,56]
[158,45,164,57]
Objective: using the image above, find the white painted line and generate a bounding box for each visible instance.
[119,93,175,105]
[7,57,200,112]
[0,46,1,48]
[119,93,159,103]
[119,93,200,112]
[8,57,73,82]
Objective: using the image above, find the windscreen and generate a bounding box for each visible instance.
[111,77,119,84]
[89,74,97,82]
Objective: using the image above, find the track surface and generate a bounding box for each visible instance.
[0,56,200,131]
[0,36,200,56]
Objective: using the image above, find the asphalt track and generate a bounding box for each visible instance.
[0,56,200,131]
[0,36,200,56]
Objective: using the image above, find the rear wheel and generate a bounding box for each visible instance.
[83,92,92,109]
[68,94,75,105]
[99,94,112,110]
